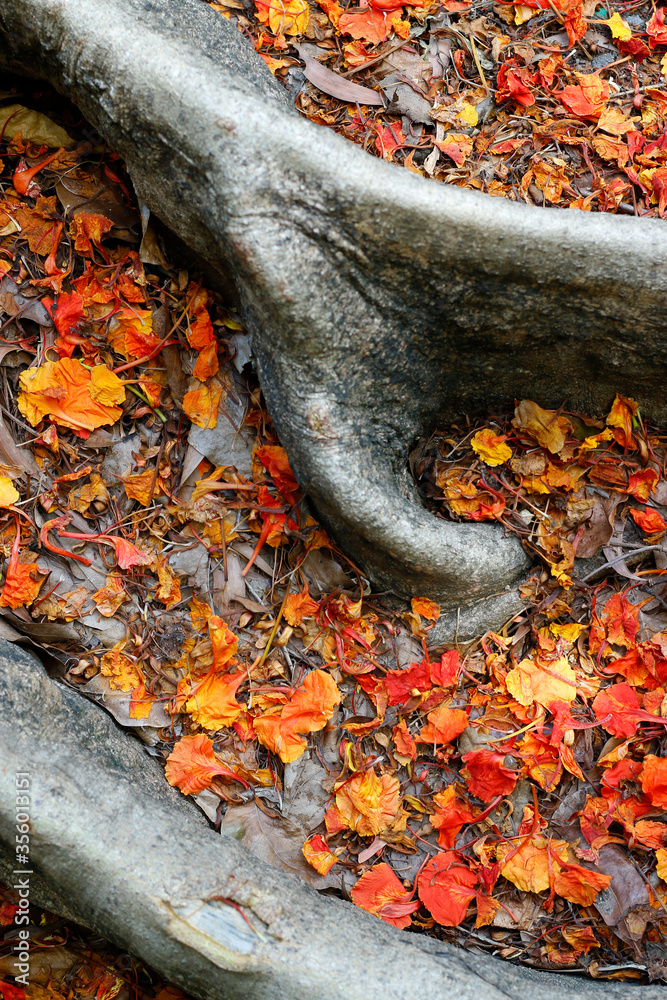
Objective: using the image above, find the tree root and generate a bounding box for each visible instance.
[2,0,666,604]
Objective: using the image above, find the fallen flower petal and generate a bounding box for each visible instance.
[284,583,320,626]
[559,73,609,119]
[165,733,249,794]
[462,748,518,802]
[254,668,341,762]
[593,682,643,738]
[69,212,114,254]
[351,862,419,929]
[657,847,667,882]
[418,851,479,926]
[647,6,667,47]
[0,516,44,609]
[183,382,223,429]
[471,428,513,467]
[626,468,659,501]
[182,669,245,731]
[392,718,417,763]
[129,679,155,720]
[553,861,611,906]
[418,705,469,745]
[641,754,667,809]
[506,655,576,708]
[430,783,477,847]
[411,596,441,621]
[498,835,569,894]
[0,476,19,508]
[334,769,402,836]
[630,507,667,533]
[18,358,124,432]
[302,834,338,876]
[512,399,571,453]
[99,647,144,692]
[209,615,239,670]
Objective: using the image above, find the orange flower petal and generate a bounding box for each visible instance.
[165,734,248,794]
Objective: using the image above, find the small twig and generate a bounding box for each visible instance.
[146,427,166,507]
[341,40,412,78]
[469,36,489,93]
[255,577,293,671]
[580,544,665,582]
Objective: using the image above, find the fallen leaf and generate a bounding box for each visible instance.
[295,44,385,104]
[0,104,74,148]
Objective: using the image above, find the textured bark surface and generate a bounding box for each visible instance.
[4,0,667,609]
[1,643,665,1000]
